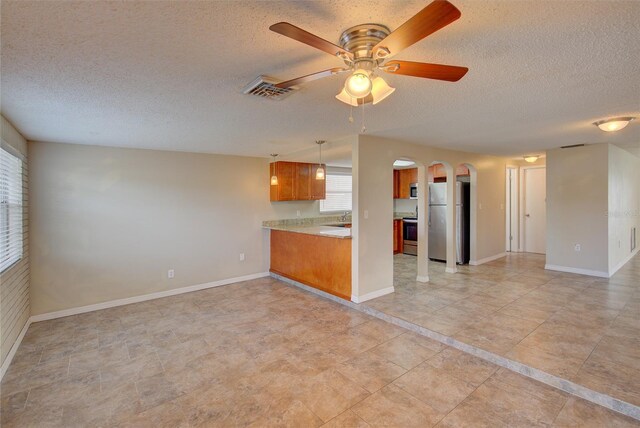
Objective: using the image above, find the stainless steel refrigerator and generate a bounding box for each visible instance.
[428,182,470,264]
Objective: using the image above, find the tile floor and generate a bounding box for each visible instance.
[365,253,640,410]
[2,275,638,427]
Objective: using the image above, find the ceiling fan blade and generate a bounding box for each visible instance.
[373,0,461,59]
[275,67,348,89]
[270,22,353,60]
[383,60,468,82]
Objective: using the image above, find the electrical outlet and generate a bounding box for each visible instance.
[574,244,581,252]
[239,253,245,261]
[479,203,483,210]
[364,210,369,219]
[296,210,300,217]
[167,269,175,279]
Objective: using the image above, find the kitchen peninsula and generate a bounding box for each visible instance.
[263,219,352,300]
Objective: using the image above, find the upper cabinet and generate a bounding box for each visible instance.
[270,161,296,201]
[396,168,418,199]
[393,170,400,199]
[309,163,326,200]
[457,165,470,176]
[295,162,312,200]
[393,165,472,199]
[427,164,470,182]
[270,161,326,202]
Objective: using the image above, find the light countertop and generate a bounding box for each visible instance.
[263,224,352,239]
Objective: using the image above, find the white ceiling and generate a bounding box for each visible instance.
[1,0,639,158]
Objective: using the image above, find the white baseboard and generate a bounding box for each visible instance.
[469,252,507,266]
[351,286,394,303]
[30,272,270,323]
[608,248,639,277]
[544,264,609,278]
[445,267,457,274]
[0,318,32,381]
[416,275,429,283]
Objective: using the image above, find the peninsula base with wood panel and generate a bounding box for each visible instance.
[269,228,352,300]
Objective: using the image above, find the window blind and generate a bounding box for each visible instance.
[320,173,352,212]
[0,147,23,273]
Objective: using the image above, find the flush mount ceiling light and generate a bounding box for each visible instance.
[523,155,539,163]
[270,154,279,185]
[593,117,635,132]
[264,0,468,107]
[315,141,325,180]
[393,160,415,167]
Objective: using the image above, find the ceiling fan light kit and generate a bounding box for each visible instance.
[371,77,396,105]
[344,69,373,98]
[266,0,468,109]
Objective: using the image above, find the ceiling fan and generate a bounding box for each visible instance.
[268,0,468,106]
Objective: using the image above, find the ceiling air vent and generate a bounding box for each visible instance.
[242,76,296,100]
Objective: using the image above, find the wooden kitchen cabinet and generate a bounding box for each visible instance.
[393,170,400,199]
[295,163,312,200]
[428,163,470,182]
[309,163,326,200]
[270,161,326,201]
[393,219,403,254]
[270,161,296,201]
[456,165,470,176]
[430,163,447,180]
[397,168,418,199]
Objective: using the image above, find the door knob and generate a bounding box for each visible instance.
[525,214,530,217]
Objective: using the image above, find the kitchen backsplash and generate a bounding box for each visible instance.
[264,212,419,228]
[262,214,352,228]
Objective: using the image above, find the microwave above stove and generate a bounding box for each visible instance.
[409,183,418,199]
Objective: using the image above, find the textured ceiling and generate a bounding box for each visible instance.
[1,0,639,157]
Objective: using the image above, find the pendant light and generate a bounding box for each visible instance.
[270,154,278,185]
[315,141,325,180]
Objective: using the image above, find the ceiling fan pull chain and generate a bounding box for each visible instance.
[349,97,354,123]
[361,102,366,134]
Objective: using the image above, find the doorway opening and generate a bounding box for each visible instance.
[522,166,546,254]
[506,167,517,252]
[392,159,421,286]
[427,162,472,265]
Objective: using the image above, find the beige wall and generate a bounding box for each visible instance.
[352,135,507,299]
[608,145,640,274]
[28,141,316,315]
[546,144,610,276]
[0,116,30,368]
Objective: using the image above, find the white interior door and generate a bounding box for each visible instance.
[523,167,546,254]
[506,168,517,252]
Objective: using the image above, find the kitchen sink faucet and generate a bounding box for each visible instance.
[340,211,351,222]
